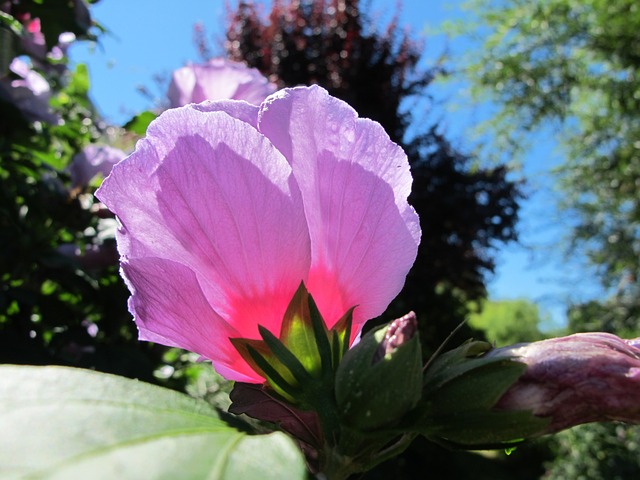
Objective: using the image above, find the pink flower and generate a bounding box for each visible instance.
[21,17,48,60]
[69,145,127,188]
[0,58,58,123]
[96,86,421,383]
[167,58,277,108]
[15,16,76,66]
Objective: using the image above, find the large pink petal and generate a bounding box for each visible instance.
[191,99,259,128]
[123,257,262,382]
[258,86,421,331]
[97,104,311,340]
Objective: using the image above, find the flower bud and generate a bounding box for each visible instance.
[335,312,422,431]
[415,333,640,449]
[489,333,640,433]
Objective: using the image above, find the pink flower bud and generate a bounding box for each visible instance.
[490,333,640,433]
[373,311,417,363]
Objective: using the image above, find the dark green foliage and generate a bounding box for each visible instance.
[0,3,164,384]
[224,0,522,356]
[567,298,640,338]
[361,435,552,480]
[3,0,94,49]
[544,423,640,480]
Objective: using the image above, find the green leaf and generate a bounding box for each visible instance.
[69,64,90,97]
[123,111,157,136]
[0,365,306,479]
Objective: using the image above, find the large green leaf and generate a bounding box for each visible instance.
[0,365,306,479]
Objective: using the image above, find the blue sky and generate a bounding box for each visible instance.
[69,0,604,330]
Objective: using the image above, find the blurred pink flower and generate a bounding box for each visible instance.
[12,15,76,66]
[167,58,277,108]
[21,17,48,59]
[69,144,127,188]
[0,58,58,123]
[97,85,420,382]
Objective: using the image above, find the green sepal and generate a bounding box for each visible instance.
[425,359,528,413]
[245,344,299,402]
[408,340,551,448]
[422,340,494,392]
[331,306,355,369]
[307,293,334,375]
[258,325,311,385]
[423,409,549,449]
[229,337,271,380]
[229,337,298,402]
[278,282,320,374]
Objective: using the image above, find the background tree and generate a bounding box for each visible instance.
[455,1,640,477]
[223,0,522,356]
[457,0,640,315]
[544,423,640,480]
[567,296,640,339]
[468,299,546,345]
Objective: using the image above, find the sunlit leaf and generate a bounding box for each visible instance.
[123,111,157,136]
[0,365,306,479]
[69,64,90,97]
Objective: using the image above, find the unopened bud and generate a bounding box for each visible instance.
[489,333,640,433]
[335,312,422,431]
[373,312,418,363]
[416,333,640,449]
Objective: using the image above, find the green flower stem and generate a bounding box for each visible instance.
[313,396,341,445]
[318,431,418,479]
[299,377,341,444]
[319,444,359,480]
[358,433,417,472]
